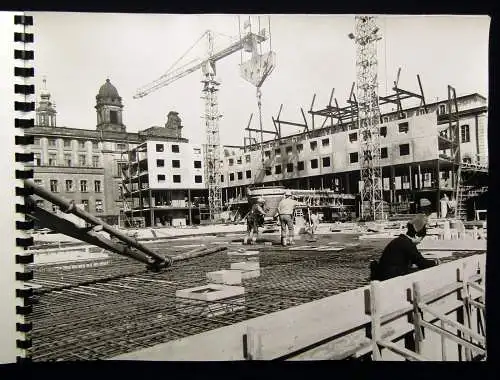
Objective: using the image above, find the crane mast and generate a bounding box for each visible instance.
[202,31,223,221]
[351,16,384,221]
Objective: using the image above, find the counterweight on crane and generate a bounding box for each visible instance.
[349,16,384,221]
[133,17,275,222]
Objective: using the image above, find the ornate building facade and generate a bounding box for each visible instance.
[29,79,141,225]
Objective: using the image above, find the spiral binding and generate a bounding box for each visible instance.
[14,13,34,363]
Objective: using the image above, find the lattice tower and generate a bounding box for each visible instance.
[202,60,223,221]
[353,16,384,221]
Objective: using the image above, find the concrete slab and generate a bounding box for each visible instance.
[241,269,261,280]
[227,250,260,264]
[312,247,344,252]
[175,284,246,317]
[288,246,313,251]
[176,284,244,301]
[230,262,260,271]
[206,270,242,285]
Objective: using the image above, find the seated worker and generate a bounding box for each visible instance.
[370,214,439,281]
[244,197,267,245]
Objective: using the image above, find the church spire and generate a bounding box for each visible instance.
[36,76,57,127]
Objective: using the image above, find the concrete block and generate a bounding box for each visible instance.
[206,270,242,285]
[230,261,260,271]
[175,284,245,317]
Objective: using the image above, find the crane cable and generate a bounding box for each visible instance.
[138,31,209,94]
[257,86,264,164]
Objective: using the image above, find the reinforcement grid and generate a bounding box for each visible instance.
[27,238,475,361]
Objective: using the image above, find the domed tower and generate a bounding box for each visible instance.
[95,78,126,132]
[36,77,57,127]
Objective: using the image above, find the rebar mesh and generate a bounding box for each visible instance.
[27,234,479,361]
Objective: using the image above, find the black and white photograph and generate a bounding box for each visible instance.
[0,12,490,363]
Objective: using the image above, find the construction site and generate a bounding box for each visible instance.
[24,15,488,362]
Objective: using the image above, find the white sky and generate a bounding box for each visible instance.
[32,13,490,145]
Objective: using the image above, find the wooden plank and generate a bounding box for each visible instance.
[353,323,414,359]
[291,322,414,361]
[419,304,486,344]
[412,282,424,354]
[469,299,485,310]
[467,282,484,293]
[461,262,473,361]
[370,281,383,360]
[440,320,447,360]
[378,339,428,361]
[420,320,485,355]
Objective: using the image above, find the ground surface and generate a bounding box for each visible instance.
[27,231,476,361]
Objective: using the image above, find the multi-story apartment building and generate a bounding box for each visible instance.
[122,136,207,227]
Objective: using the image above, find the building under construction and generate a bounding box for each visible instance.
[17,14,489,364]
[121,85,488,226]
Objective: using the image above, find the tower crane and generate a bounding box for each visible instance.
[349,16,384,221]
[133,17,275,223]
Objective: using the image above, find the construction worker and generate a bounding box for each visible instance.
[275,190,298,246]
[305,207,319,239]
[370,214,439,281]
[244,197,267,245]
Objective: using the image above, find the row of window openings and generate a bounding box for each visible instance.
[155,144,180,153]
[35,179,102,193]
[157,175,203,184]
[34,138,102,150]
[156,160,202,169]
[34,154,100,167]
[34,138,130,152]
[37,199,103,213]
[224,145,411,180]
[229,125,409,165]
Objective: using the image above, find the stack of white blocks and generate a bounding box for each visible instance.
[175,250,261,317]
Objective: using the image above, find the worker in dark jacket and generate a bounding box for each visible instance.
[370,214,439,281]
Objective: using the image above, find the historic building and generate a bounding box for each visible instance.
[29,78,194,227]
[29,78,141,225]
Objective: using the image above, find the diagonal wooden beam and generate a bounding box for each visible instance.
[419,303,486,344]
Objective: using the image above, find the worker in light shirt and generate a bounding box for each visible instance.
[274,190,299,246]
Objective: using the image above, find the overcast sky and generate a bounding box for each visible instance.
[31,13,490,145]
